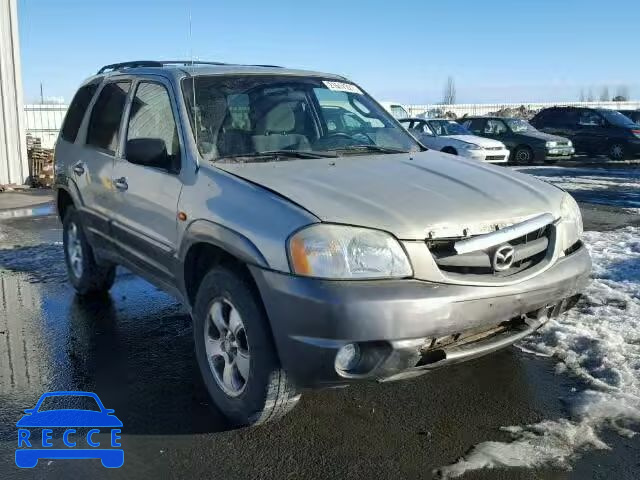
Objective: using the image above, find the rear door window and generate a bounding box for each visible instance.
[86,81,131,154]
[463,119,485,134]
[578,110,604,127]
[60,84,98,142]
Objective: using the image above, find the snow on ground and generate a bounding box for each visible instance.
[436,226,640,479]
[513,166,640,209]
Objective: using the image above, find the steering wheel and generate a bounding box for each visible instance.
[314,131,375,150]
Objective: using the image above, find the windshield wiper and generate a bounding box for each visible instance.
[217,150,337,162]
[328,145,411,155]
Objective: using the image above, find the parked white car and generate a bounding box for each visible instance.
[380,102,410,119]
[400,118,510,163]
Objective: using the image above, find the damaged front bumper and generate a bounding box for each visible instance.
[249,244,591,388]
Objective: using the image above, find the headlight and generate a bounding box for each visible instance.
[566,140,573,147]
[559,193,583,251]
[288,224,413,279]
[461,143,481,150]
[546,141,557,148]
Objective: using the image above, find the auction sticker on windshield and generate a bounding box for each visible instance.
[323,80,363,94]
[15,391,124,469]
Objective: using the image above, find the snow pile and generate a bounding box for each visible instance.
[436,227,640,479]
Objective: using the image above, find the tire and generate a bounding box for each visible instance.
[441,147,458,155]
[63,206,116,295]
[608,142,626,161]
[513,146,534,164]
[193,266,300,427]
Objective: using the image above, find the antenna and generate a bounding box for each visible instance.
[188,4,199,147]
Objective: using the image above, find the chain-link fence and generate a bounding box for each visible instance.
[22,100,640,150]
[24,103,67,149]
[404,101,640,120]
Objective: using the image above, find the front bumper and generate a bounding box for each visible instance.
[464,148,510,163]
[250,245,591,387]
[544,146,575,161]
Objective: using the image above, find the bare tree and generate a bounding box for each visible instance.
[442,76,456,105]
[586,88,595,102]
[579,89,586,102]
[614,85,630,101]
[599,86,610,102]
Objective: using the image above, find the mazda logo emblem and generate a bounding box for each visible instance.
[492,244,515,271]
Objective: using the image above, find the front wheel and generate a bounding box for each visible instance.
[63,206,116,295]
[193,266,300,427]
[513,146,534,164]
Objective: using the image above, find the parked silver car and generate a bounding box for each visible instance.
[54,60,591,427]
[400,118,510,163]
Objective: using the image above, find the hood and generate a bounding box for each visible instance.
[216,151,564,240]
[519,130,569,143]
[445,135,505,148]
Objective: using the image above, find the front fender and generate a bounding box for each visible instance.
[53,174,84,216]
[178,219,269,268]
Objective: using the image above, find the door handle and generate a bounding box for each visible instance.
[113,177,128,191]
[72,162,85,175]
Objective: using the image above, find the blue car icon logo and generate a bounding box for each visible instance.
[16,391,124,468]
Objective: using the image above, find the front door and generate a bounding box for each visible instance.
[110,78,184,284]
[483,119,514,149]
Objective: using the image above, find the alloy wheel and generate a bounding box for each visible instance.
[516,149,531,163]
[204,298,250,397]
[66,222,83,278]
[610,144,624,160]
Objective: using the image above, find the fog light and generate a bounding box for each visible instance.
[335,343,361,371]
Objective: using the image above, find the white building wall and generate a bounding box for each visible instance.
[0,0,28,185]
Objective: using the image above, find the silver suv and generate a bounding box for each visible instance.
[54,60,591,426]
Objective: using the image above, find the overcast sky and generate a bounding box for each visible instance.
[18,0,639,104]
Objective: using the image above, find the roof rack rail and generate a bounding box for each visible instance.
[97,60,283,74]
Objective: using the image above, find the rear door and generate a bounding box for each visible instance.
[55,82,100,203]
[463,118,487,137]
[575,109,606,154]
[110,78,185,285]
[80,80,132,248]
[535,109,568,136]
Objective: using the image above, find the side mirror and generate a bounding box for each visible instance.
[126,138,171,170]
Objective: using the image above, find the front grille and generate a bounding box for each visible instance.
[486,155,507,161]
[484,146,503,151]
[428,224,552,277]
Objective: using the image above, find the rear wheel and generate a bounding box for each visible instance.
[63,206,116,295]
[608,142,626,160]
[193,266,300,427]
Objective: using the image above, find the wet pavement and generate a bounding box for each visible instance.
[1,167,639,479]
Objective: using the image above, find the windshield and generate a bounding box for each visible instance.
[600,109,637,127]
[505,118,535,132]
[390,105,409,119]
[427,120,471,136]
[181,76,421,161]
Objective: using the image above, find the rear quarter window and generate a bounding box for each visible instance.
[60,84,98,142]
